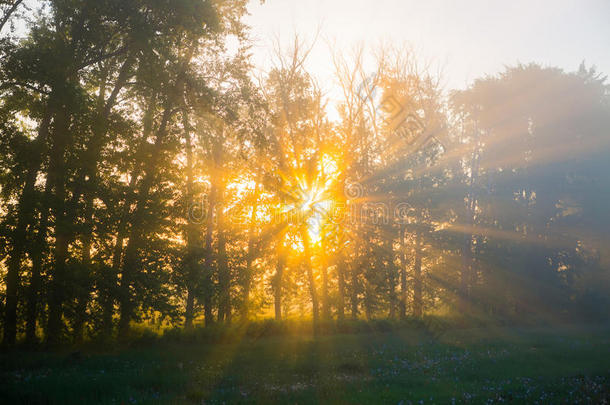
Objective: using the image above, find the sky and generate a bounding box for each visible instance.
[244,0,610,101]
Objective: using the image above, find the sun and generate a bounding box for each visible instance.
[273,153,342,252]
[300,155,341,246]
[303,187,332,245]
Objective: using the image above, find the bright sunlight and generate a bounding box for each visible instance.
[1,1,610,403]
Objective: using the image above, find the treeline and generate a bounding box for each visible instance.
[1,0,609,345]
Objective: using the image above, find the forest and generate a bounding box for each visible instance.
[2,1,610,403]
[1,0,609,347]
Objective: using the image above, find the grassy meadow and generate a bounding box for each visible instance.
[1,321,609,404]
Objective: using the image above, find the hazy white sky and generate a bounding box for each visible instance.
[244,0,610,96]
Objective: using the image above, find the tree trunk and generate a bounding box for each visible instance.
[103,91,155,337]
[274,249,286,321]
[3,103,53,346]
[25,177,52,344]
[302,228,319,334]
[72,196,94,343]
[242,177,260,321]
[202,180,217,327]
[459,190,476,313]
[59,57,134,341]
[399,227,408,320]
[0,0,24,33]
[336,255,346,321]
[364,279,373,321]
[460,134,480,312]
[321,259,330,321]
[117,45,193,337]
[216,178,231,324]
[350,261,359,320]
[117,210,145,337]
[413,229,423,318]
[386,235,397,319]
[72,277,90,343]
[103,171,138,337]
[182,108,200,329]
[184,287,196,329]
[388,274,397,319]
[118,98,174,338]
[46,100,73,345]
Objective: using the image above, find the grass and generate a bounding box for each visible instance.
[1,322,609,404]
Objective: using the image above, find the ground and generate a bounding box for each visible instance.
[1,324,609,404]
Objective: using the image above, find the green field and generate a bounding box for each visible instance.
[2,324,609,404]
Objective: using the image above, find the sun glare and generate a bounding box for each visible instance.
[304,156,341,246]
[277,154,342,249]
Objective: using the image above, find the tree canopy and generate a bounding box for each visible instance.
[1,1,609,345]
